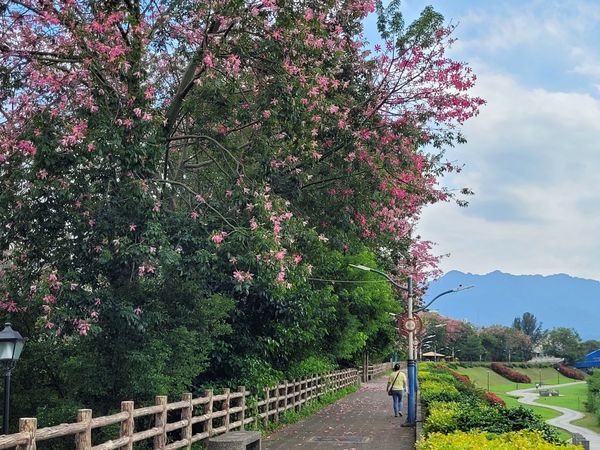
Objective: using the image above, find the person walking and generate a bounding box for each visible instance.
[386,363,407,417]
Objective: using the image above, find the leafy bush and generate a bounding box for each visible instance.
[483,391,506,408]
[420,380,460,405]
[500,406,560,443]
[490,362,531,383]
[287,356,336,379]
[417,430,580,449]
[555,364,585,380]
[586,370,600,417]
[450,370,471,385]
[423,401,459,434]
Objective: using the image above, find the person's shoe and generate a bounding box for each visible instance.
[394,414,398,417]
[399,412,403,417]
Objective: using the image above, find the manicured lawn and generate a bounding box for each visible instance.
[456,366,573,393]
[534,383,600,435]
[572,414,600,435]
[534,383,588,411]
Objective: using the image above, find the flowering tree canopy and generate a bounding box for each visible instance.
[0,0,485,423]
[1,0,482,336]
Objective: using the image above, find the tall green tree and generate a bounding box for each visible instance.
[0,0,483,427]
[512,312,544,344]
[542,328,583,365]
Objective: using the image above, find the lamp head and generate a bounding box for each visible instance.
[0,323,25,366]
[452,284,475,292]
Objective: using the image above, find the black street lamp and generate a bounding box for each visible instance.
[0,323,25,434]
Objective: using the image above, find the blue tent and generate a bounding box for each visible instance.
[575,349,600,369]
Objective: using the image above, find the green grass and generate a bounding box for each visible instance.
[572,414,600,435]
[533,383,600,435]
[456,366,573,393]
[534,383,588,411]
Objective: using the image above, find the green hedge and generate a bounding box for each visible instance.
[417,430,579,449]
[418,363,561,445]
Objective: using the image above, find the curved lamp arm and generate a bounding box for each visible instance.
[348,264,409,292]
[414,285,474,313]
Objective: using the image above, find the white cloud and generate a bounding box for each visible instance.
[418,70,600,279]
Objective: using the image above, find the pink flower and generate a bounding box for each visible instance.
[276,269,286,283]
[233,270,254,283]
[293,255,303,264]
[43,294,57,304]
[129,223,137,232]
[262,110,271,119]
[195,194,206,203]
[76,320,91,336]
[211,232,225,245]
[275,249,286,261]
[153,201,161,212]
[16,140,37,156]
[203,52,214,68]
[133,307,142,316]
[190,211,199,220]
[249,217,258,230]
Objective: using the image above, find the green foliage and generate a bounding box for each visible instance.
[512,312,544,344]
[420,364,561,444]
[542,328,583,365]
[255,385,358,434]
[587,370,600,421]
[423,401,459,434]
[420,380,460,405]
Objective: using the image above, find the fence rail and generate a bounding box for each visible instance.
[0,368,359,449]
[367,362,391,380]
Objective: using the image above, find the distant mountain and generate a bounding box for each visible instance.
[424,270,600,341]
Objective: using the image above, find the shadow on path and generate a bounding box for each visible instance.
[263,376,415,450]
[508,381,600,449]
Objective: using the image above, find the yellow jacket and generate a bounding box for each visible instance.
[387,370,407,391]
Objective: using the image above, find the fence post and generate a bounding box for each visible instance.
[274,384,280,422]
[291,379,297,411]
[75,409,92,450]
[120,401,134,450]
[238,386,246,430]
[16,418,36,450]
[154,396,167,450]
[223,388,231,432]
[263,388,270,428]
[182,393,193,449]
[205,389,213,438]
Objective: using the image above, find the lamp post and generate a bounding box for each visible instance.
[349,264,473,426]
[0,323,25,435]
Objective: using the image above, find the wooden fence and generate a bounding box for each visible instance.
[0,368,359,449]
[367,362,391,380]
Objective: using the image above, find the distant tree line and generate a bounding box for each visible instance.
[418,311,599,365]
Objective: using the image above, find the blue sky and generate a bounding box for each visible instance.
[365,1,600,280]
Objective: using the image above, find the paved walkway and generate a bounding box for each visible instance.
[263,377,415,450]
[508,381,600,449]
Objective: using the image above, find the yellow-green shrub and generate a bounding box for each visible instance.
[423,401,459,434]
[420,379,460,404]
[417,430,579,450]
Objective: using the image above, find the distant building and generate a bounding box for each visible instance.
[575,349,600,369]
